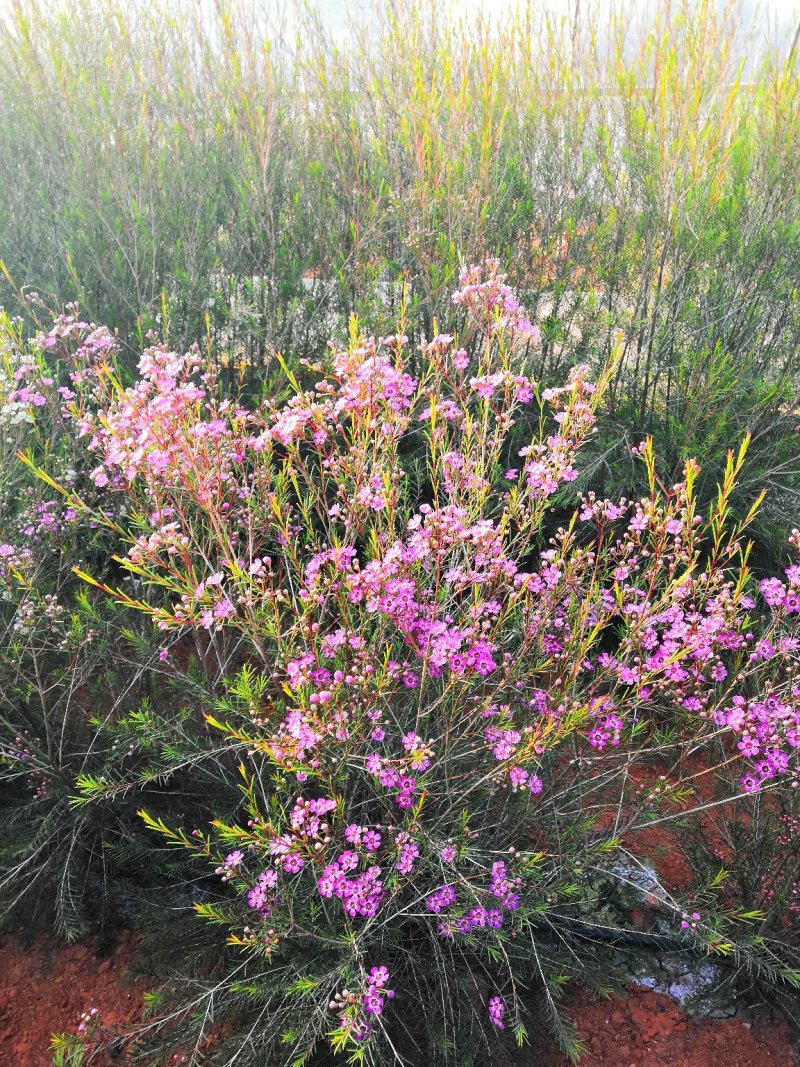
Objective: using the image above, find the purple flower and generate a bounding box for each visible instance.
[283,853,305,874]
[490,861,521,910]
[361,966,395,1018]
[317,858,385,918]
[395,776,417,809]
[379,766,400,789]
[363,830,382,852]
[488,995,505,1030]
[508,766,529,790]
[427,884,457,912]
[345,824,363,846]
[396,841,420,874]
[247,870,278,911]
[363,986,385,1015]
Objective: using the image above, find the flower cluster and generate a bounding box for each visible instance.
[330,966,396,1045]
[363,966,395,1017]
[317,856,386,919]
[452,259,539,343]
[246,870,279,914]
[760,535,800,615]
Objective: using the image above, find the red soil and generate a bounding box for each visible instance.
[0,931,796,1067]
[622,756,735,890]
[546,984,797,1067]
[0,930,146,1066]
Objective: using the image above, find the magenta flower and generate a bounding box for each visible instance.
[283,853,305,874]
[488,996,505,1029]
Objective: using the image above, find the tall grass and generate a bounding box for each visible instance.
[0,0,798,549]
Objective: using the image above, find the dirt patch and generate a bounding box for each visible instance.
[0,930,146,1066]
[0,932,797,1067]
[622,756,736,892]
[545,984,798,1067]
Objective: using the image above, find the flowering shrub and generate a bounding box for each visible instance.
[0,308,227,939]
[0,311,110,929]
[22,262,800,1063]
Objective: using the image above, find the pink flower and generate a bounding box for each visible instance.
[488,996,505,1029]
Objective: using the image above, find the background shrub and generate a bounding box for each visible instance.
[0,0,797,557]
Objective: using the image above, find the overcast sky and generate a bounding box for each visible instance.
[1,0,796,54]
[283,0,799,72]
[310,0,799,31]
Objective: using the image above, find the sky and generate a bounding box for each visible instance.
[277,0,800,74]
[0,0,796,56]
[309,0,800,35]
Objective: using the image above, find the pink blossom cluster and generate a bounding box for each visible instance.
[334,966,396,1045]
[247,869,279,913]
[452,259,539,343]
[760,538,800,614]
[714,688,800,793]
[0,542,27,578]
[430,861,523,939]
[317,856,386,918]
[362,965,394,1016]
